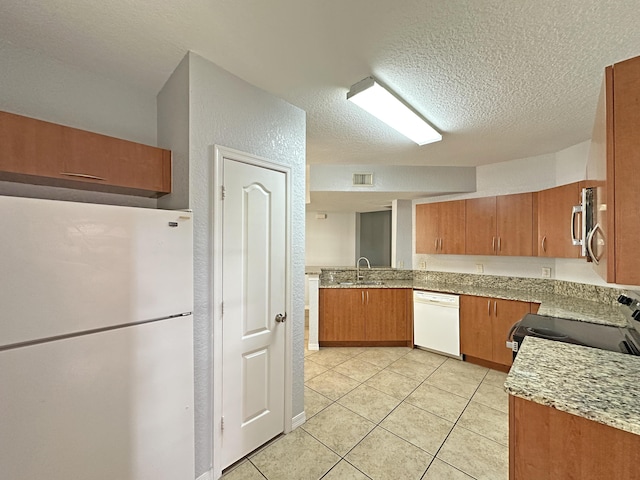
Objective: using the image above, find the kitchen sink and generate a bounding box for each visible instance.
[337,280,385,286]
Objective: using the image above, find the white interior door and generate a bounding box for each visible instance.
[221,158,287,469]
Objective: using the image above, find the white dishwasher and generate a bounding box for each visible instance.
[413,290,460,357]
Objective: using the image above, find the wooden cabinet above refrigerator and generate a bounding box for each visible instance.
[0,110,172,198]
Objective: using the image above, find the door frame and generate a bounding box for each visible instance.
[211,145,293,479]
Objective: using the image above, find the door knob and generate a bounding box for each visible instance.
[275,313,287,323]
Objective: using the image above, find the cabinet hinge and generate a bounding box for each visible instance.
[221,416,224,431]
[221,185,226,200]
[221,302,224,316]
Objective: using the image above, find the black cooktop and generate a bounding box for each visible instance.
[511,313,640,356]
[511,314,640,355]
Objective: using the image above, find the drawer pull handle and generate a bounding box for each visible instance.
[60,172,106,181]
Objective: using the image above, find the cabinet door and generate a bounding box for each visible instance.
[109,138,172,193]
[497,193,533,256]
[0,110,171,197]
[0,111,63,178]
[416,203,439,254]
[459,295,493,360]
[465,197,497,255]
[365,289,410,342]
[511,396,640,480]
[439,200,466,254]
[612,56,640,285]
[62,127,113,183]
[319,289,364,341]
[537,183,581,258]
[492,299,531,366]
[63,129,172,194]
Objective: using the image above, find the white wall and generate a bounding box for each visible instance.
[157,54,190,211]
[306,211,356,267]
[157,52,306,478]
[310,164,476,194]
[0,39,159,208]
[392,199,413,269]
[0,39,157,145]
[413,141,617,286]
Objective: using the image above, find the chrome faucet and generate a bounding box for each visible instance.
[356,256,371,282]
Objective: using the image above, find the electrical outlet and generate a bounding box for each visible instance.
[475,264,484,274]
[398,261,404,268]
[419,260,427,269]
[542,267,551,278]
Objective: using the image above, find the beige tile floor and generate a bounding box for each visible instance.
[222,330,509,480]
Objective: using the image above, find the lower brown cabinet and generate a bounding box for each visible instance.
[509,395,640,479]
[460,295,533,368]
[319,288,412,346]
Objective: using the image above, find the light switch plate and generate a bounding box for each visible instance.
[475,264,484,273]
[419,260,427,269]
[542,267,551,278]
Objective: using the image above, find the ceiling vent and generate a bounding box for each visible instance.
[352,173,374,186]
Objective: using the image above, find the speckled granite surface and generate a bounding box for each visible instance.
[411,282,627,327]
[319,268,629,327]
[321,280,414,289]
[505,336,640,436]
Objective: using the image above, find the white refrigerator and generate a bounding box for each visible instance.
[0,196,194,480]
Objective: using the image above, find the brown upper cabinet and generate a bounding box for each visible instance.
[0,110,171,197]
[415,200,465,254]
[465,193,534,256]
[536,182,582,258]
[587,55,640,285]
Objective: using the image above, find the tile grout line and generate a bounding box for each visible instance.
[418,368,493,479]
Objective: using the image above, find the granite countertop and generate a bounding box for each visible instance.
[505,336,640,436]
[321,279,626,327]
[411,281,627,327]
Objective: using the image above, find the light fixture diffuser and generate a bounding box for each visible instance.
[347,77,442,145]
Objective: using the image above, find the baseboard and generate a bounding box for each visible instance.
[196,470,213,480]
[292,411,306,429]
[464,355,511,373]
[308,343,320,351]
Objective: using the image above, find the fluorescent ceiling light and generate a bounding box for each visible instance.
[347,77,442,145]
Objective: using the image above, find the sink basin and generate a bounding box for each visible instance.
[337,281,355,286]
[356,280,385,286]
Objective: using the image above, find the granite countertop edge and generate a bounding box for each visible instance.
[505,336,640,436]
[321,280,414,289]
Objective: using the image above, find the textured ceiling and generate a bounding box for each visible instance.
[2,0,640,172]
